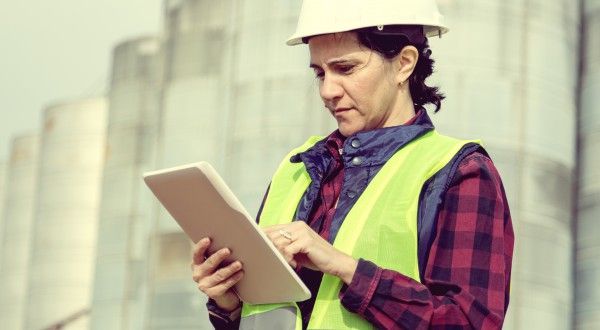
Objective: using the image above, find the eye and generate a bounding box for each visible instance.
[313,69,325,80]
[337,64,354,75]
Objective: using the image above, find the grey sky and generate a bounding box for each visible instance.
[0,1,162,159]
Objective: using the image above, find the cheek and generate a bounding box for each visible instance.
[357,79,392,112]
[344,68,394,114]
[345,79,372,109]
[373,75,397,105]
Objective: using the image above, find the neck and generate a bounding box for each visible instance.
[384,91,416,127]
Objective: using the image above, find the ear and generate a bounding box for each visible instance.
[393,45,419,86]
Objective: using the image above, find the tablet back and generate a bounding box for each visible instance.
[143,162,310,304]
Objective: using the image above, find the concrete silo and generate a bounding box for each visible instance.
[23,98,107,330]
[144,2,333,327]
[0,134,39,330]
[90,37,163,330]
[225,0,334,216]
[158,0,233,171]
[430,0,578,329]
[576,0,600,328]
[0,160,6,251]
[144,1,235,328]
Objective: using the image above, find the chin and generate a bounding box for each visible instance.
[338,125,361,137]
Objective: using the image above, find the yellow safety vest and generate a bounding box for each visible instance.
[241,130,480,329]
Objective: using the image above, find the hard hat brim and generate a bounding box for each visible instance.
[286,24,449,46]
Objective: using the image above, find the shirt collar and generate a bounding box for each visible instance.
[291,109,435,169]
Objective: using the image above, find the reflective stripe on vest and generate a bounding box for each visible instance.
[241,130,480,329]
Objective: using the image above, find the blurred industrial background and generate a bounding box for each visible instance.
[0,0,598,329]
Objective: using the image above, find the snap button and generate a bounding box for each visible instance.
[347,191,357,198]
[351,139,361,148]
[351,157,363,166]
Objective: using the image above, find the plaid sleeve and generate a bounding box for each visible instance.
[339,152,514,329]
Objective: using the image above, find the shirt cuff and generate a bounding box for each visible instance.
[206,298,242,323]
[339,258,382,315]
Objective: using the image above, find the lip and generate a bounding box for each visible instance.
[334,107,352,113]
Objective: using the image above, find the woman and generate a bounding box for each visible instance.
[192,0,514,329]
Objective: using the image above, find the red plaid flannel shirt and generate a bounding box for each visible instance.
[208,113,514,329]
[306,119,513,329]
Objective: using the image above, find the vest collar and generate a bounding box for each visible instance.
[290,110,435,174]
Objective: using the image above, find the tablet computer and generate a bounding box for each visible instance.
[143,162,311,304]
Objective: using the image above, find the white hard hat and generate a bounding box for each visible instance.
[286,0,449,46]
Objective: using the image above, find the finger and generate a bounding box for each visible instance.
[265,225,299,243]
[262,224,291,236]
[285,238,321,270]
[289,221,316,237]
[192,261,242,288]
[264,228,280,242]
[265,231,293,253]
[286,255,298,268]
[192,237,211,265]
[278,220,310,233]
[195,248,232,284]
[263,224,287,231]
[197,247,231,278]
[282,242,299,261]
[287,220,306,230]
[276,236,308,269]
[270,235,297,257]
[201,260,243,288]
[268,223,311,242]
[283,239,308,263]
[204,271,244,298]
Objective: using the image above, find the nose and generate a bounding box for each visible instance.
[319,74,344,104]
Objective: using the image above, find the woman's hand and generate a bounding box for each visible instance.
[264,222,358,284]
[191,237,244,311]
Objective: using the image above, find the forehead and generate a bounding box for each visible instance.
[308,32,368,65]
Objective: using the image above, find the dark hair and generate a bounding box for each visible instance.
[355,26,445,112]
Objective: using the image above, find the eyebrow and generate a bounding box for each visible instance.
[309,58,355,70]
